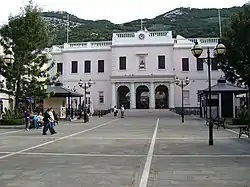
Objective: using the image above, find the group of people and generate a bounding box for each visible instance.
[113,105,125,118]
[24,107,58,135]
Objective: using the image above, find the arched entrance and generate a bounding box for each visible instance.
[136,85,149,109]
[155,85,169,109]
[117,86,130,109]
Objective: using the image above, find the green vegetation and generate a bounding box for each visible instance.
[0,108,24,126]
[220,4,250,125]
[0,1,58,109]
[41,6,243,44]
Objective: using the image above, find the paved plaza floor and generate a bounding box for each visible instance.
[0,111,250,187]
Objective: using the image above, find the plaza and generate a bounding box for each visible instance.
[0,111,249,187]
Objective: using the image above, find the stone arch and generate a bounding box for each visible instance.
[117,85,130,109]
[136,85,150,109]
[155,85,169,109]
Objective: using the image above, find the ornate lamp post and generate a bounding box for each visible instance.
[175,76,190,123]
[0,48,14,88]
[191,39,226,146]
[78,79,94,123]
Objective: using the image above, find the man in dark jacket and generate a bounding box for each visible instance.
[43,108,56,135]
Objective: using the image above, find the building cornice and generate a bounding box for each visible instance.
[110,74,175,83]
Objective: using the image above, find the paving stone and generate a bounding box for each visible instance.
[0,112,249,187]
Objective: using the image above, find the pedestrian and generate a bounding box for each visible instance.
[52,109,58,125]
[48,108,55,128]
[38,112,44,127]
[43,108,56,135]
[24,109,30,131]
[33,112,39,129]
[113,106,118,118]
[121,105,125,118]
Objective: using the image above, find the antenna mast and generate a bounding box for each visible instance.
[66,13,70,43]
[218,9,222,38]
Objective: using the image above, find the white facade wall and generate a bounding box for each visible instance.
[50,30,224,110]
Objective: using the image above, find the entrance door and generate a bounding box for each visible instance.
[136,85,149,109]
[221,92,233,117]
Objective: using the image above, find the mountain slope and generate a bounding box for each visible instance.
[41,6,242,45]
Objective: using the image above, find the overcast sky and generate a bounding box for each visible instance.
[0,0,247,24]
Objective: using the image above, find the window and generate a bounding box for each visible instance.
[158,55,165,69]
[182,58,189,71]
[211,58,218,70]
[183,90,190,105]
[57,63,63,75]
[98,60,104,73]
[119,56,126,70]
[99,91,104,104]
[139,56,146,70]
[84,60,91,73]
[197,58,204,71]
[71,61,78,73]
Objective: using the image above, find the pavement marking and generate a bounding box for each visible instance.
[14,152,146,157]
[156,137,238,140]
[0,119,119,160]
[226,128,249,138]
[139,118,159,187]
[155,154,250,158]
[0,130,23,136]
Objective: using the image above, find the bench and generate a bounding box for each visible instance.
[237,125,250,138]
[213,117,226,129]
[205,117,225,129]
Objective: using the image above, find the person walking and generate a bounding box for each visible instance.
[33,112,39,129]
[120,105,125,118]
[52,109,58,125]
[24,110,30,131]
[43,108,56,135]
[48,108,55,128]
[113,106,118,118]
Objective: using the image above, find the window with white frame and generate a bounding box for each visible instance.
[183,90,190,105]
[99,91,104,104]
[138,56,146,70]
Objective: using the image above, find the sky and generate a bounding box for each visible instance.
[0,0,247,24]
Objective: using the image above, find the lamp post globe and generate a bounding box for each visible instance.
[3,54,14,64]
[88,79,93,87]
[185,76,190,85]
[175,76,180,85]
[191,41,203,58]
[78,79,84,87]
[214,40,226,57]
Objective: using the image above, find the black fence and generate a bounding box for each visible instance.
[170,107,200,116]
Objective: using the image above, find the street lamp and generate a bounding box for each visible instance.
[191,39,226,146]
[0,47,14,88]
[78,79,94,122]
[175,76,190,123]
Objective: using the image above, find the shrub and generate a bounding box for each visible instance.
[0,119,24,125]
[2,108,23,120]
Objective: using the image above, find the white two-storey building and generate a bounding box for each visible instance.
[50,30,224,111]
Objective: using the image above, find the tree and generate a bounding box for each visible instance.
[0,0,58,110]
[220,4,250,121]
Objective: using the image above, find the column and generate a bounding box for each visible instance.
[150,82,155,109]
[218,93,222,118]
[232,93,236,118]
[130,82,136,109]
[169,82,175,108]
[111,83,116,108]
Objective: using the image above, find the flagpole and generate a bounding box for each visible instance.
[66,13,69,43]
[218,9,222,38]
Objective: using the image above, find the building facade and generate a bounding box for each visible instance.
[49,30,224,110]
[0,45,12,115]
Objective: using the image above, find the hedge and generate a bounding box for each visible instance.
[0,119,24,126]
